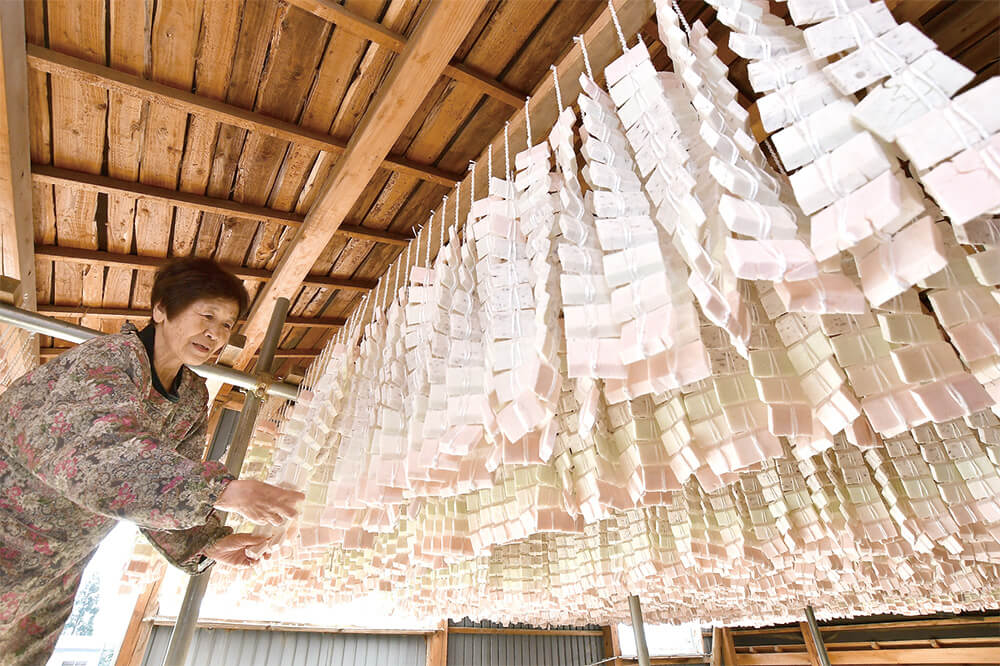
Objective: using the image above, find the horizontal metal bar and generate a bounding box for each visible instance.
[0,303,299,401]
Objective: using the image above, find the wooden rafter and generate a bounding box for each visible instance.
[234,0,490,368]
[0,1,36,315]
[285,0,524,108]
[31,165,411,247]
[25,45,461,187]
[36,305,346,329]
[39,346,322,360]
[34,245,376,294]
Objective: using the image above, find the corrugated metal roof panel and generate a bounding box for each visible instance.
[446,629,604,666]
[142,626,425,666]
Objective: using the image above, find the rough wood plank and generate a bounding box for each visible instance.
[0,0,37,315]
[285,0,525,107]
[41,345,322,360]
[799,623,821,666]
[920,0,1000,57]
[26,45,460,187]
[235,0,488,367]
[24,1,50,320]
[32,166,411,246]
[36,245,376,293]
[737,646,1000,665]
[720,628,738,666]
[46,0,106,327]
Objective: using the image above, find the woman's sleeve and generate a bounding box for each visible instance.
[139,410,233,573]
[139,513,233,574]
[8,343,234,530]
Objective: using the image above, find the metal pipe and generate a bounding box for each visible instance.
[162,298,290,666]
[627,595,651,666]
[803,606,832,666]
[0,301,300,401]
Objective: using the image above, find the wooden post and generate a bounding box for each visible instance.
[719,628,737,666]
[602,624,622,666]
[803,607,832,666]
[425,620,448,666]
[115,570,165,666]
[799,622,821,666]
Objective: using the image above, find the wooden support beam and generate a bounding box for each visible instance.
[425,621,448,666]
[286,0,524,108]
[603,625,623,666]
[736,646,1000,664]
[235,0,489,368]
[799,623,821,666]
[25,45,459,187]
[34,245,376,294]
[35,304,345,329]
[115,571,165,666]
[720,628,738,666]
[32,165,411,247]
[448,627,605,637]
[0,1,36,317]
[710,627,723,666]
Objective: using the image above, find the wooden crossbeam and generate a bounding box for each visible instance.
[736,646,1000,664]
[33,245,376,294]
[35,304,345,329]
[286,0,524,108]
[234,0,489,369]
[32,165,411,247]
[25,45,460,187]
[0,2,36,318]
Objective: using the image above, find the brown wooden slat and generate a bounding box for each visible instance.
[36,304,346,328]
[31,165,411,246]
[285,0,525,108]
[41,345,323,360]
[736,646,1000,665]
[35,245,376,293]
[25,44,461,187]
[0,0,37,317]
[234,0,489,367]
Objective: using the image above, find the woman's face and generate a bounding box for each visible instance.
[152,297,241,367]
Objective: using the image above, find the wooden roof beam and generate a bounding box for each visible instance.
[286,0,524,108]
[234,0,489,369]
[36,305,346,329]
[39,345,323,360]
[25,45,460,187]
[32,165,410,247]
[0,2,37,322]
[34,245,376,294]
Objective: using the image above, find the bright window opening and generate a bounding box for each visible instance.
[617,622,704,657]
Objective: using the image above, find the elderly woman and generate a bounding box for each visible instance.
[0,258,304,665]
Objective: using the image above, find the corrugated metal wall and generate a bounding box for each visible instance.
[446,619,606,666]
[141,626,426,666]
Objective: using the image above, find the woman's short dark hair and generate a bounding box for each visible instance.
[151,258,250,319]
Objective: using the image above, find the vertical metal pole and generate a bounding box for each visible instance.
[803,606,832,666]
[162,298,290,666]
[627,595,651,666]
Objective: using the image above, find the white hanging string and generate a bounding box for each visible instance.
[672,0,691,36]
[435,196,446,266]
[504,122,511,179]
[550,65,563,114]
[574,35,594,81]
[525,97,532,147]
[608,0,628,51]
[487,144,493,182]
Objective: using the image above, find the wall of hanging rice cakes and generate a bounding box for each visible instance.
[203,0,1000,626]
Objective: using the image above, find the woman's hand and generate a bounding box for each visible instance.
[203,533,274,568]
[214,479,304,526]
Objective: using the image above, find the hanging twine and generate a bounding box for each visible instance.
[550,65,563,114]
[574,35,595,81]
[504,122,511,179]
[608,0,628,50]
[525,97,532,146]
[487,144,493,182]
[673,0,691,36]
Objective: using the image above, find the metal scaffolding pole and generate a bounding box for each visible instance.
[627,595,651,666]
[161,297,290,666]
[803,606,832,666]
[0,301,299,400]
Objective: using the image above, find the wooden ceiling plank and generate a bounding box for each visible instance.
[0,0,37,326]
[40,346,322,360]
[31,165,412,246]
[46,0,105,328]
[34,245,376,293]
[36,304,346,329]
[237,7,333,276]
[285,0,524,108]
[234,0,489,368]
[131,0,203,311]
[103,0,148,321]
[24,1,51,337]
[25,45,459,187]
